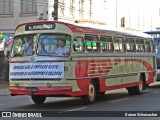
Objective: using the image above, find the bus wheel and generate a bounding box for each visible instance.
[31,95,46,104]
[127,75,144,95]
[81,81,96,105]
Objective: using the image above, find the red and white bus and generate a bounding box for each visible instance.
[9,21,157,104]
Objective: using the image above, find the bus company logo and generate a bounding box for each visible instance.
[2,112,11,117]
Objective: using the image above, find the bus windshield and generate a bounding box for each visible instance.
[11,34,36,57]
[11,34,71,57]
[37,34,71,56]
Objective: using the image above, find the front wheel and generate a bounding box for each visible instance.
[81,81,97,105]
[31,95,46,104]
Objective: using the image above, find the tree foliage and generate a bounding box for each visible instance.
[0,32,5,43]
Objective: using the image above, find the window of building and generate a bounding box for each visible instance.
[121,17,125,27]
[21,0,37,14]
[114,37,125,52]
[85,35,100,52]
[125,38,135,52]
[0,0,13,15]
[100,35,113,52]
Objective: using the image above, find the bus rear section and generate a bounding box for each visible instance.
[145,31,160,80]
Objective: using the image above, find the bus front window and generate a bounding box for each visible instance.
[11,35,36,57]
[37,34,71,56]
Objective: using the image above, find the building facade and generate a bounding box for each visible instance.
[0,0,159,35]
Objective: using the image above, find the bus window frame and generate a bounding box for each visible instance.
[11,34,37,57]
[73,36,85,53]
[135,39,145,53]
[85,34,100,53]
[36,33,71,57]
[100,35,113,53]
[150,40,156,53]
[125,38,136,53]
[113,37,125,53]
[145,40,151,53]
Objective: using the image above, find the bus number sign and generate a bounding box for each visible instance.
[25,23,55,31]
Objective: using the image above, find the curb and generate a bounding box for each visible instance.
[0,94,10,96]
[0,84,10,96]
[0,90,10,96]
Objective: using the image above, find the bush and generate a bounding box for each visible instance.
[0,32,5,43]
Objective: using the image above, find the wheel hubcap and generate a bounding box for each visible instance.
[88,83,95,102]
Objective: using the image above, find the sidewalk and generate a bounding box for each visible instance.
[0,81,10,96]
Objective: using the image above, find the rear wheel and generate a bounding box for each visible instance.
[127,75,144,95]
[31,95,46,104]
[81,81,96,105]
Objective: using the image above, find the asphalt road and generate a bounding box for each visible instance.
[1,82,160,120]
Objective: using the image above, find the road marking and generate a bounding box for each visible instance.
[110,98,128,103]
[143,92,159,96]
[58,107,88,113]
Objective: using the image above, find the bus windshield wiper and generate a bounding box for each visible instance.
[40,43,51,57]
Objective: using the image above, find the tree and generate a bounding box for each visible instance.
[0,32,5,43]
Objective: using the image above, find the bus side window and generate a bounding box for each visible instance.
[100,36,113,52]
[126,38,135,52]
[114,37,125,52]
[150,40,156,53]
[136,39,145,53]
[73,37,84,52]
[145,41,151,53]
[85,35,100,52]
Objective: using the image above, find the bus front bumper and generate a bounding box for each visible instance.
[9,86,72,96]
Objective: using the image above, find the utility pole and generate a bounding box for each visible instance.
[138,0,139,29]
[54,0,58,21]
[116,0,117,29]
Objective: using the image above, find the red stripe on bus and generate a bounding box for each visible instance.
[75,58,154,93]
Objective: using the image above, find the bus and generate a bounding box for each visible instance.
[8,21,156,105]
[145,30,160,80]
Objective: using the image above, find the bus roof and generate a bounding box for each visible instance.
[145,30,160,34]
[16,21,152,39]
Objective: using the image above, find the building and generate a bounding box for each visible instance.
[0,0,160,34]
[0,0,108,35]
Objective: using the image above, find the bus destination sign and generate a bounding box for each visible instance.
[25,23,55,31]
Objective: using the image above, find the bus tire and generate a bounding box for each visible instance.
[31,95,46,104]
[127,75,144,95]
[81,80,96,105]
